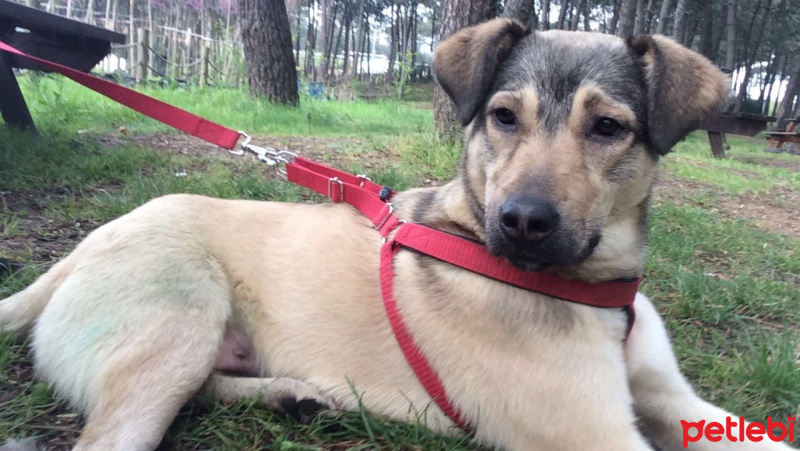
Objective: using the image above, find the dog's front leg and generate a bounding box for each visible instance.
[202,374,338,424]
[626,294,796,450]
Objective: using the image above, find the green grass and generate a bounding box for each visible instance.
[667,133,800,194]
[19,75,434,138]
[1,83,799,448]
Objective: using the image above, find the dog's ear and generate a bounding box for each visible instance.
[629,35,730,155]
[433,18,530,126]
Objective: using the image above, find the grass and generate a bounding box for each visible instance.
[1,79,799,448]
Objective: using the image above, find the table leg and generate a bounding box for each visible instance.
[0,51,37,133]
[708,131,725,158]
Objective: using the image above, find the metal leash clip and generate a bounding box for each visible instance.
[235,131,298,178]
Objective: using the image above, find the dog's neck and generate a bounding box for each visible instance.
[395,178,647,284]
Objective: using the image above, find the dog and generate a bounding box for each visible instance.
[1,19,795,451]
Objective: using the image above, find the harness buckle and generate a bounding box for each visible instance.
[328,177,345,202]
[356,174,371,187]
[376,203,394,231]
[236,131,297,178]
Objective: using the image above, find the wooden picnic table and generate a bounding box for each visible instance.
[699,111,774,158]
[765,117,799,150]
[0,0,124,132]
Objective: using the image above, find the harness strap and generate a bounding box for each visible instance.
[380,240,471,430]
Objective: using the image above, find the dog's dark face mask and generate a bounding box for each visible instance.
[433,19,730,276]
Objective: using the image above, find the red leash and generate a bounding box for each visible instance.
[3,40,641,430]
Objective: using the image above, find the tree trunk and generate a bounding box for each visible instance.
[683,9,700,47]
[609,0,622,34]
[734,0,772,111]
[556,0,569,29]
[643,0,654,32]
[655,0,672,34]
[672,0,687,41]
[342,15,351,77]
[570,0,585,31]
[318,0,330,81]
[84,0,94,23]
[128,0,135,69]
[350,0,366,79]
[434,0,495,141]
[431,6,436,50]
[583,6,590,31]
[759,52,779,113]
[698,0,715,59]
[616,0,637,37]
[633,0,646,35]
[775,60,800,126]
[504,0,534,27]
[387,1,398,85]
[724,0,736,70]
[540,0,550,30]
[331,7,345,80]
[294,6,302,63]
[239,0,299,105]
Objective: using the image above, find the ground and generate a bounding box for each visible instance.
[0,76,798,449]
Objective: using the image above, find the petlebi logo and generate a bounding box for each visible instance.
[681,416,796,448]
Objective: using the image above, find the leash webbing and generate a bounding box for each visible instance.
[0,40,241,149]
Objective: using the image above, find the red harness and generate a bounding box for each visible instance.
[2,40,641,430]
[286,158,640,429]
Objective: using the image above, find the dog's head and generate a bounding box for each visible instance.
[434,19,729,280]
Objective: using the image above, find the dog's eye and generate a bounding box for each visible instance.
[593,118,623,137]
[493,108,516,126]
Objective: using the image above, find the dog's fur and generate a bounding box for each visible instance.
[1,20,795,451]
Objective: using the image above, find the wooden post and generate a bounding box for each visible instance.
[200,41,209,87]
[0,52,37,133]
[136,28,149,84]
[169,30,179,80]
[708,131,726,158]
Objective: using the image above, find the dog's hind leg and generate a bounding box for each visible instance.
[0,256,75,333]
[71,317,225,451]
[626,294,795,450]
[30,239,233,451]
[203,374,337,424]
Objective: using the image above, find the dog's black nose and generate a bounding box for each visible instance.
[499,197,559,244]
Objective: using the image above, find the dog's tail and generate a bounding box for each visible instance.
[0,256,75,333]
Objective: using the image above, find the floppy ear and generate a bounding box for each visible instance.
[628,35,731,155]
[433,18,530,126]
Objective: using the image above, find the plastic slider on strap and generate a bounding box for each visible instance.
[328,177,344,202]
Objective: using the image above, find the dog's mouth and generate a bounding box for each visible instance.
[492,232,603,271]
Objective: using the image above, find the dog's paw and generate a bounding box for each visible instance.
[279,396,332,424]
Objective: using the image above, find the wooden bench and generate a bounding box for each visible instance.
[765,118,800,149]
[700,112,774,158]
[0,0,125,132]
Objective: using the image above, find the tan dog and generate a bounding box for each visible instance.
[1,19,795,451]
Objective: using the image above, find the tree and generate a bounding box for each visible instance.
[725,0,736,70]
[655,0,673,34]
[433,0,495,141]
[672,0,687,42]
[540,0,550,30]
[633,0,649,36]
[556,0,569,29]
[616,0,636,37]
[239,0,299,105]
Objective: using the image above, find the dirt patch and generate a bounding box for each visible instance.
[0,190,89,265]
[653,175,800,238]
[731,154,800,172]
[102,132,403,173]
